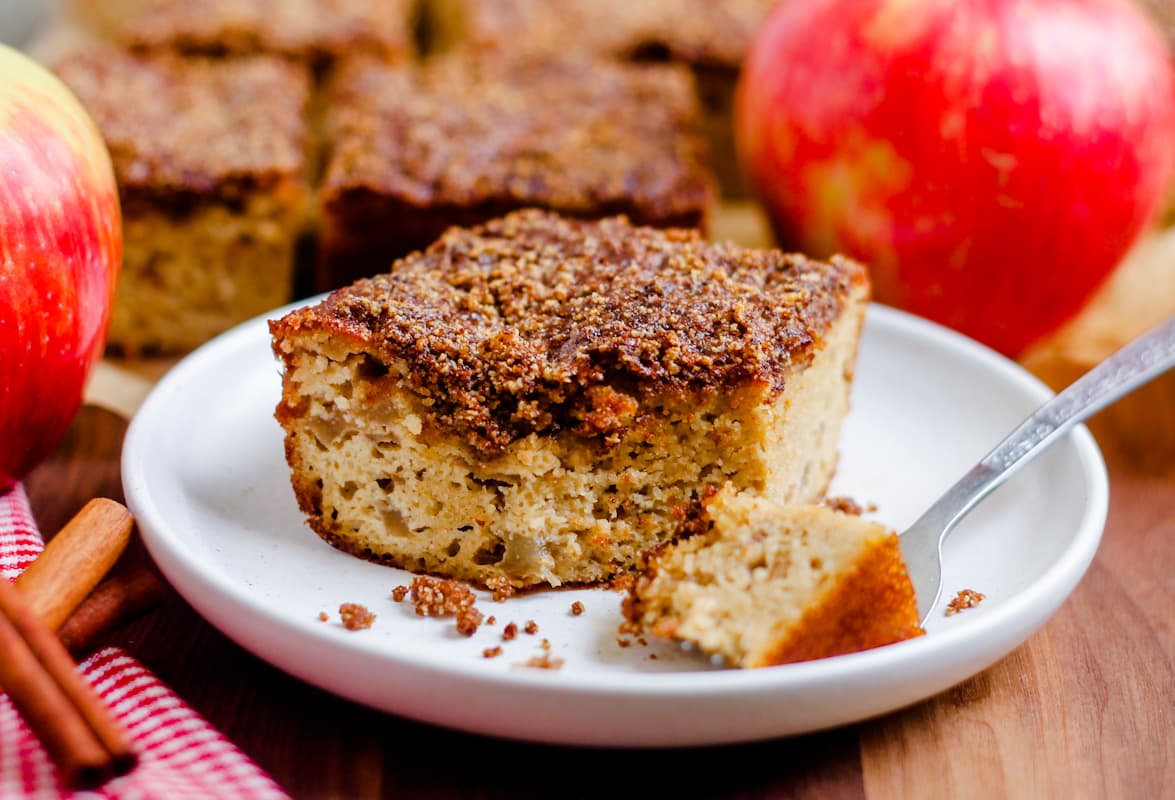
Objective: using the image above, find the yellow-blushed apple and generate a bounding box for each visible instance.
[0,44,121,490]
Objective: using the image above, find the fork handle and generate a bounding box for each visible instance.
[926,314,1175,543]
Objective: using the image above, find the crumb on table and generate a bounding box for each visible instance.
[570,601,585,616]
[946,588,986,616]
[339,603,376,630]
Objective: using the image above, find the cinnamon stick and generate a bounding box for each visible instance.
[59,565,166,656]
[15,499,133,630]
[0,579,136,786]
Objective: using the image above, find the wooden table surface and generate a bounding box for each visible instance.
[21,391,1174,799]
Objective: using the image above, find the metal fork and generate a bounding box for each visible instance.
[900,315,1175,624]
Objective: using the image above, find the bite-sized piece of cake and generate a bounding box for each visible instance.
[76,0,417,67]
[317,55,715,290]
[428,0,777,196]
[54,47,310,355]
[623,486,924,667]
[271,210,869,589]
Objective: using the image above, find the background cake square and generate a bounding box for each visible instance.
[72,0,418,67]
[53,46,311,355]
[428,0,778,196]
[317,55,715,289]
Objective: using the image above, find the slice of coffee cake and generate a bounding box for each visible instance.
[270,210,868,589]
[623,486,924,667]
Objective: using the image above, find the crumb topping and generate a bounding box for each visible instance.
[391,585,409,602]
[946,589,986,616]
[339,603,375,630]
[570,601,585,616]
[486,616,497,626]
[483,646,503,658]
[502,622,518,641]
[274,211,864,457]
[113,0,414,63]
[53,46,309,205]
[317,611,329,622]
[454,0,776,68]
[523,620,539,635]
[322,55,711,222]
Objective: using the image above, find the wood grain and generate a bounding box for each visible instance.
[860,449,1175,800]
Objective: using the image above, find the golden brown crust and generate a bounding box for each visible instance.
[752,534,924,666]
[447,0,775,69]
[52,46,310,208]
[321,55,714,224]
[272,210,867,457]
[111,0,415,64]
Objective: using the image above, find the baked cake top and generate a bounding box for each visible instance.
[53,47,309,205]
[272,210,867,456]
[110,0,415,63]
[321,56,713,220]
[449,0,776,68]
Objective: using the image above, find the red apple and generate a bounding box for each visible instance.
[0,45,121,491]
[736,0,1175,356]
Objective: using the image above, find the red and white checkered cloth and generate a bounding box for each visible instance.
[0,485,290,799]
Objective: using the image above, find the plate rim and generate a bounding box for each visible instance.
[122,301,1109,699]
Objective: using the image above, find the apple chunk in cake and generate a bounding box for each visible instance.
[270,210,868,588]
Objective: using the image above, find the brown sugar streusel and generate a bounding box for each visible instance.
[339,603,376,630]
[524,620,539,635]
[406,576,484,636]
[317,611,329,622]
[502,622,518,641]
[483,646,504,659]
[284,210,858,458]
[570,601,585,616]
[391,584,409,602]
[946,589,986,616]
[540,639,551,651]
[486,616,497,626]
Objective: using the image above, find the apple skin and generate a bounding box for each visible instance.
[0,45,121,491]
[736,0,1175,356]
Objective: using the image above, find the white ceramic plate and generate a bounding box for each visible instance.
[122,303,1108,747]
